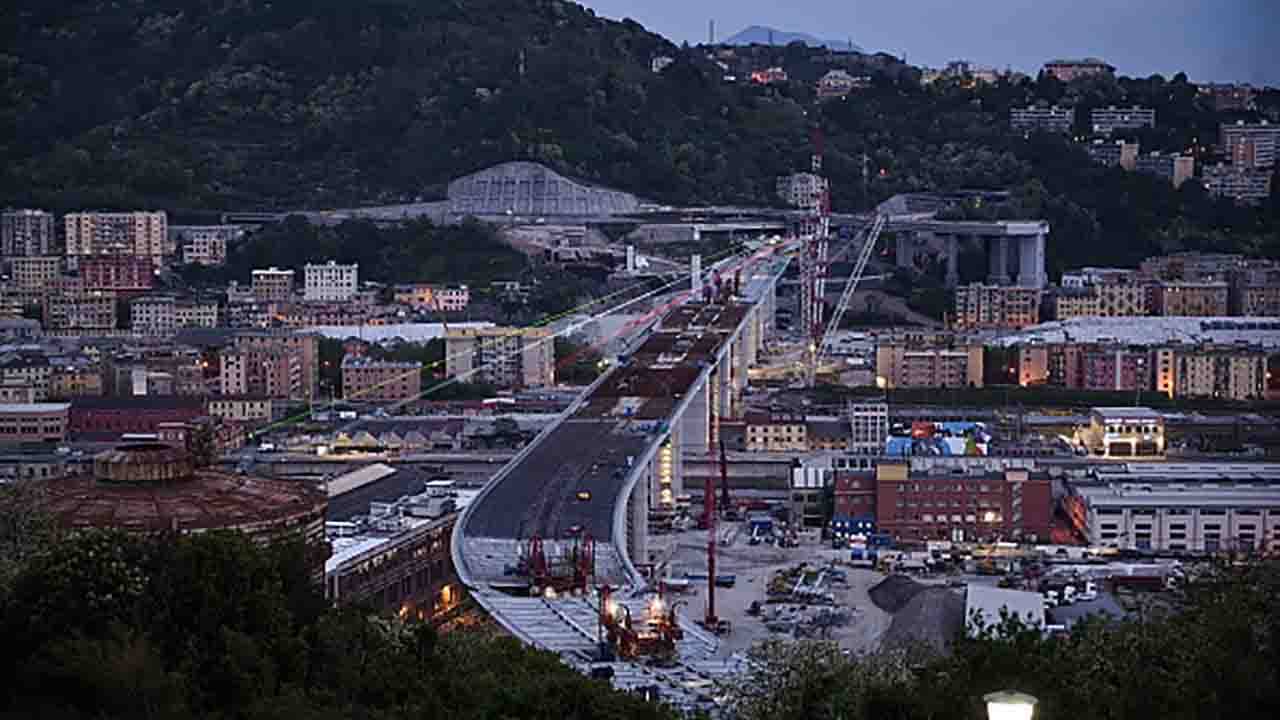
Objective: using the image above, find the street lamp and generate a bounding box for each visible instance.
[984,691,1038,720]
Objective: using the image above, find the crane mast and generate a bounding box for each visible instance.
[819,213,886,355]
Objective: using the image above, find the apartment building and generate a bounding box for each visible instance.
[1152,281,1229,317]
[875,343,984,389]
[130,295,177,338]
[393,284,471,312]
[1202,163,1273,203]
[64,211,167,264]
[1096,282,1149,316]
[45,294,116,331]
[304,261,359,302]
[0,355,52,400]
[1230,265,1280,316]
[848,401,889,456]
[1172,347,1266,401]
[207,396,280,424]
[1,209,55,257]
[1019,343,1155,391]
[1133,152,1195,188]
[219,347,302,399]
[953,284,1040,330]
[10,256,61,292]
[251,267,296,303]
[1010,105,1074,134]
[49,367,104,399]
[1077,407,1165,459]
[0,403,69,444]
[1042,57,1115,82]
[873,462,1053,543]
[341,356,423,403]
[444,327,554,389]
[1051,287,1102,320]
[1220,120,1279,169]
[742,411,807,453]
[80,255,154,293]
[1085,140,1139,169]
[1090,106,1155,135]
[175,225,241,266]
[232,331,320,400]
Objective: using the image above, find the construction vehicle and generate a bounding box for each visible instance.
[718,440,737,521]
[597,585,683,662]
[516,532,595,596]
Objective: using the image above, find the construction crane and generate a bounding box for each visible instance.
[798,126,831,388]
[718,439,735,522]
[698,448,730,634]
[818,213,887,358]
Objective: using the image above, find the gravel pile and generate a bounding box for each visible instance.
[868,574,926,613]
[880,586,965,654]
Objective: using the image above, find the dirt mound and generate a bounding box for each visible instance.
[880,587,965,654]
[868,574,926,613]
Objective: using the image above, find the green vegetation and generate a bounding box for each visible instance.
[554,336,604,386]
[0,530,677,719]
[3,1,1276,276]
[727,559,1280,720]
[225,216,526,287]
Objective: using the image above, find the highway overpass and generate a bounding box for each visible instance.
[451,248,790,708]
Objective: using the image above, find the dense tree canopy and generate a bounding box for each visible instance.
[0,530,677,720]
[727,560,1280,720]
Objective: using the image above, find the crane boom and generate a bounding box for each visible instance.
[819,214,886,355]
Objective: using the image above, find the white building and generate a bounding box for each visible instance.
[1090,106,1156,135]
[847,401,888,456]
[1220,120,1280,169]
[175,300,220,328]
[1010,105,1075,134]
[1203,163,1273,203]
[304,261,359,302]
[1076,464,1280,553]
[965,584,1044,634]
[176,225,242,266]
[130,295,177,338]
[64,211,168,264]
[444,326,554,389]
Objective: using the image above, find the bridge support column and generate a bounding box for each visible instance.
[627,470,650,570]
[680,381,709,470]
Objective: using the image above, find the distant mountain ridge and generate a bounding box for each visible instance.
[723,25,861,52]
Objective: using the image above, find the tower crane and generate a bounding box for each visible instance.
[818,213,887,358]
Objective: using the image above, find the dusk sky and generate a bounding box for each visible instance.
[582,0,1277,86]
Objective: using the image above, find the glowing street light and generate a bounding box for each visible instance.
[984,691,1038,720]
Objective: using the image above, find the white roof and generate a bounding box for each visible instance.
[305,322,493,342]
[326,463,397,498]
[989,316,1280,349]
[966,584,1045,633]
[0,403,70,413]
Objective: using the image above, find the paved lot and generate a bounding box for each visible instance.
[651,528,893,658]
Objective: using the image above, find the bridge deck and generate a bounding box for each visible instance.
[462,302,750,568]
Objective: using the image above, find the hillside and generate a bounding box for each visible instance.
[0,0,1276,274]
[0,0,814,212]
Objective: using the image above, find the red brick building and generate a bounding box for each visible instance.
[69,396,207,436]
[873,463,1052,543]
[834,472,876,519]
[79,255,154,293]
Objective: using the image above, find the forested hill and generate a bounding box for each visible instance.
[0,0,820,211]
[1,1,1277,271]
